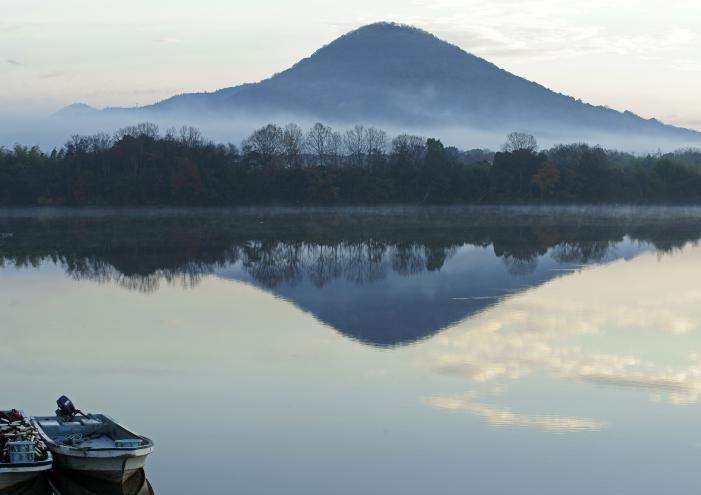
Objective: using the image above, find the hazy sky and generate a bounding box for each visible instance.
[2,0,701,129]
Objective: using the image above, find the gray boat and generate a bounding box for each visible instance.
[32,397,154,484]
[0,410,53,491]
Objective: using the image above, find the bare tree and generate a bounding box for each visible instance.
[305,122,334,166]
[344,125,369,167]
[244,124,284,168]
[164,127,178,141]
[226,143,240,158]
[502,132,538,153]
[366,127,388,165]
[65,135,90,155]
[179,126,205,148]
[114,122,160,141]
[329,131,343,167]
[392,134,426,163]
[281,123,304,168]
[86,132,113,153]
[367,128,387,153]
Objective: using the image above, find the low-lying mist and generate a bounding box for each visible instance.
[2,108,700,154]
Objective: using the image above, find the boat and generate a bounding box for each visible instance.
[0,410,53,491]
[32,397,154,484]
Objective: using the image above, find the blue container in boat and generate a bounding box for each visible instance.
[8,440,35,464]
[115,438,142,448]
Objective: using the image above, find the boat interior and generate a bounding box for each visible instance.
[33,415,146,450]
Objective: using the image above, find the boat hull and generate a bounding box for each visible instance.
[0,460,53,490]
[51,450,151,483]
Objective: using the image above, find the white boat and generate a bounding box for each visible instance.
[0,410,53,491]
[32,397,154,484]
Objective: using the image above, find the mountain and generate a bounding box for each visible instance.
[113,22,698,143]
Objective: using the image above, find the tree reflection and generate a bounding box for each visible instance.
[502,256,538,277]
[2,210,701,293]
[551,240,615,264]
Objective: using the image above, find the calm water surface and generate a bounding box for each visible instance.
[2,206,701,494]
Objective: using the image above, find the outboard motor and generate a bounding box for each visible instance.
[55,395,83,419]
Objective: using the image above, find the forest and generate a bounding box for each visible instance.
[2,122,701,205]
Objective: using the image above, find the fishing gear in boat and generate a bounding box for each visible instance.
[0,410,49,463]
[58,431,104,447]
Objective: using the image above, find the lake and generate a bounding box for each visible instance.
[2,206,701,494]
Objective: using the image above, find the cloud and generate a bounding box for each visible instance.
[656,114,701,131]
[330,11,698,67]
[573,361,701,405]
[6,59,22,66]
[38,70,64,79]
[154,37,181,44]
[670,59,701,73]
[84,88,177,98]
[424,392,606,432]
[358,1,701,62]
[439,24,698,62]
[0,22,29,34]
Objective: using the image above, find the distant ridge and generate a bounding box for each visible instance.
[55,102,99,116]
[62,22,701,143]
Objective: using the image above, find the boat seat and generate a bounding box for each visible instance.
[79,418,102,426]
[56,422,84,433]
[38,420,103,437]
[37,420,60,434]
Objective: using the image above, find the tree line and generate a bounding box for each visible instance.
[2,122,701,205]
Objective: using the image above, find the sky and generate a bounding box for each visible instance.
[2,0,701,130]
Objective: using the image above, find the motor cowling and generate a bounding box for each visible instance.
[56,395,78,418]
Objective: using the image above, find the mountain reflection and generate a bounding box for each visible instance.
[2,207,701,345]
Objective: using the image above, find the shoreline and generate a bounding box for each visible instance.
[3,203,701,216]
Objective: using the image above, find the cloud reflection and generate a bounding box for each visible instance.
[420,245,701,425]
[424,392,606,432]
